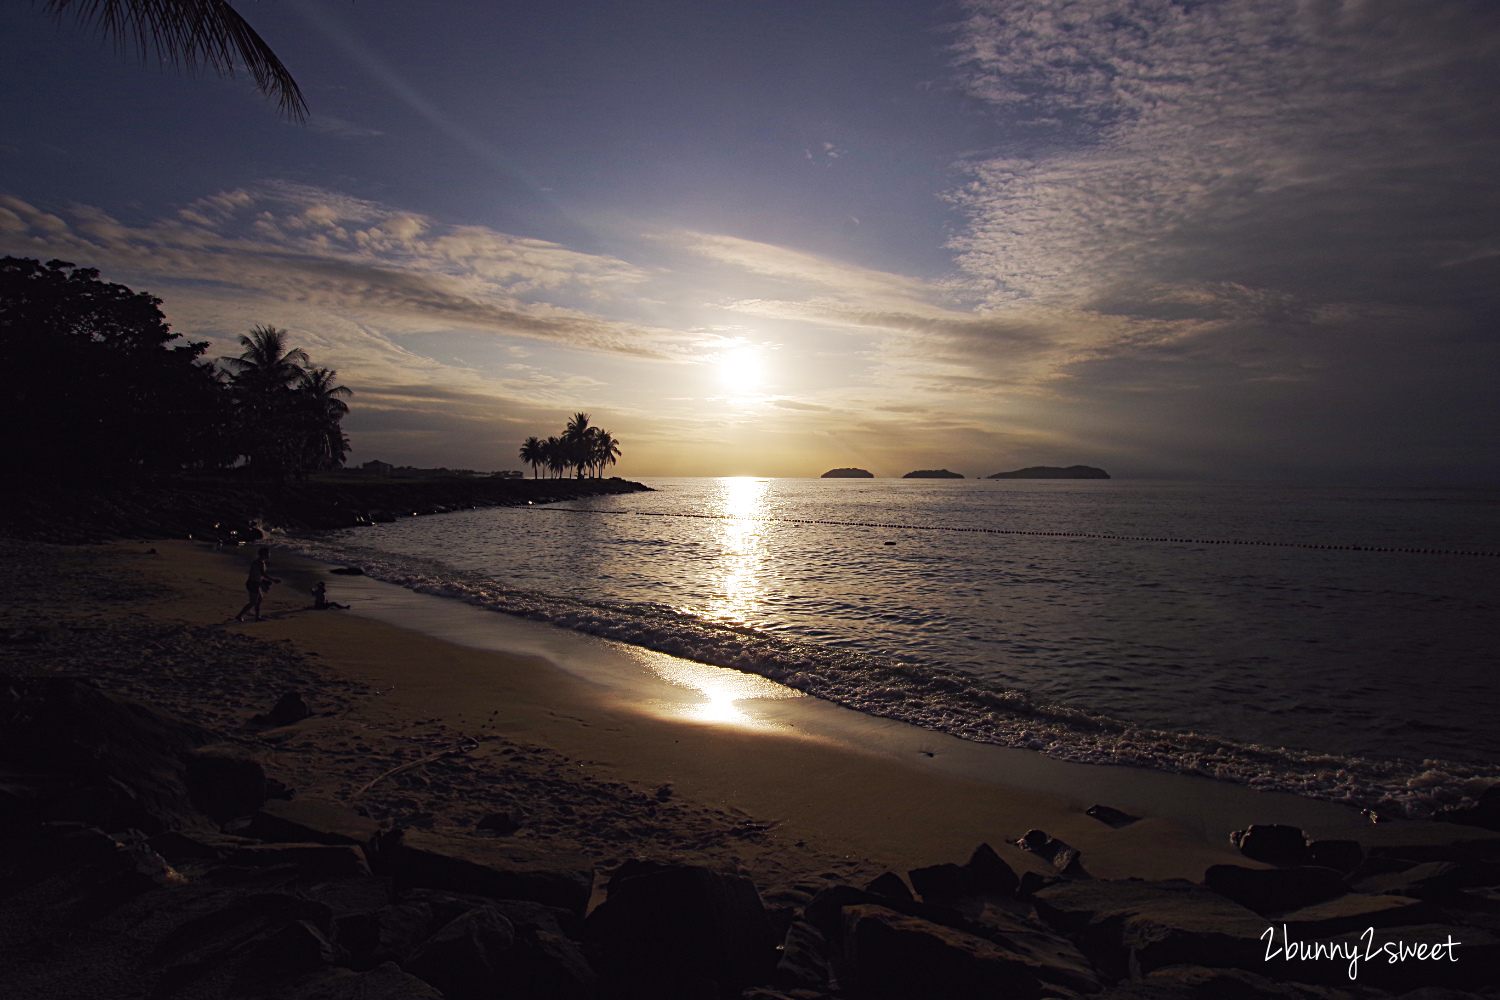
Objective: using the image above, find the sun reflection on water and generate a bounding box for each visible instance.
[622,647,805,728]
[701,477,771,628]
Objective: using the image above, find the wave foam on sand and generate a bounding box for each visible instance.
[281,536,1499,821]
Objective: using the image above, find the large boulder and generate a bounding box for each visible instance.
[1092,964,1379,1000]
[245,798,380,849]
[401,906,516,1000]
[183,743,270,823]
[384,830,593,916]
[0,676,216,834]
[284,962,445,999]
[1031,878,1269,977]
[1230,825,1312,867]
[1201,865,1349,916]
[835,903,1044,1000]
[584,863,777,1000]
[1279,893,1438,936]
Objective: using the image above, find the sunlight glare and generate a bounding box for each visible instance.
[721,346,764,390]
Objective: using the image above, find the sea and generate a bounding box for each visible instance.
[285,477,1500,818]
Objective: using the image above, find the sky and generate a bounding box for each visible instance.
[2,0,1498,480]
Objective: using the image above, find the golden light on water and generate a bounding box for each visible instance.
[702,477,770,627]
[636,650,804,727]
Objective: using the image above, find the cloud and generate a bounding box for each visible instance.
[0,184,720,362]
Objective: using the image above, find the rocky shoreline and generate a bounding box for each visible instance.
[0,477,651,544]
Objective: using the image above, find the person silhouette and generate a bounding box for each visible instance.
[310,581,349,610]
[235,547,280,621]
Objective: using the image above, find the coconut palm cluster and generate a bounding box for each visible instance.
[519,413,622,479]
[221,325,352,479]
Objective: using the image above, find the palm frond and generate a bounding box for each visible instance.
[42,0,308,122]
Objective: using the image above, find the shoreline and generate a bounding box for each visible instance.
[55,538,1500,880]
[7,537,1500,997]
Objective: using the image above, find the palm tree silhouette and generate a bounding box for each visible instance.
[592,430,621,478]
[295,366,352,472]
[39,0,308,121]
[221,324,308,394]
[519,436,544,479]
[543,435,566,479]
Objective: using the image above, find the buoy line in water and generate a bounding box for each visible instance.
[527,506,1500,558]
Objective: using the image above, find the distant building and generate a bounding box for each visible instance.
[492,470,523,479]
[360,459,394,477]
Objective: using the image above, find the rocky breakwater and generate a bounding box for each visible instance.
[0,476,651,545]
[5,671,1499,1000]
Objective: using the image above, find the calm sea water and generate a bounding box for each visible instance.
[304,478,1500,810]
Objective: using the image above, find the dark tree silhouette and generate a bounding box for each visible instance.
[520,414,621,480]
[0,256,235,479]
[519,436,544,479]
[221,325,350,479]
[38,0,308,121]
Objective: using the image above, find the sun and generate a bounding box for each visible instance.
[721,345,764,390]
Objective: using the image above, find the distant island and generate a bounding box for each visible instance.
[821,468,874,478]
[987,465,1110,479]
[903,469,964,479]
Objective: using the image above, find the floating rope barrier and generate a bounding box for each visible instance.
[528,506,1500,558]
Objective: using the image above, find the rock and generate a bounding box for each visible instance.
[1016,870,1063,898]
[1015,830,1088,877]
[801,885,969,946]
[604,856,680,894]
[506,923,598,1000]
[402,906,516,1000]
[284,962,445,999]
[1307,840,1364,875]
[864,871,915,901]
[245,798,381,848]
[1353,861,1474,900]
[986,466,1110,480]
[476,811,522,835]
[386,830,593,916]
[965,843,1020,897]
[252,691,313,727]
[761,883,817,942]
[183,742,270,823]
[227,843,372,879]
[1086,804,1141,828]
[1230,825,1313,867]
[1273,923,1500,991]
[908,863,981,905]
[967,903,1108,994]
[1095,964,1379,1000]
[303,876,395,959]
[774,919,835,990]
[244,918,347,975]
[0,676,216,834]
[1201,865,1349,916]
[836,903,1044,1000]
[402,889,582,942]
[1281,893,1438,936]
[329,566,366,576]
[1031,878,1268,977]
[821,468,874,478]
[583,863,777,999]
[902,469,964,478]
[372,902,438,964]
[1433,784,1500,832]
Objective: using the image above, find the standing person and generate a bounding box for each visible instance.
[235,547,280,621]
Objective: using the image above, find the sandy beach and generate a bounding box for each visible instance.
[9,537,1486,889]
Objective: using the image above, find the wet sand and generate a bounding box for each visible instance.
[12,538,1481,894]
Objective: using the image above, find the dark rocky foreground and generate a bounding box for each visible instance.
[4,672,1499,999]
[0,477,651,544]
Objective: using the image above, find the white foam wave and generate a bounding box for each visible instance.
[281,534,1500,820]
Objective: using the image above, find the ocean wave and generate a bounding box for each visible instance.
[280,534,1500,820]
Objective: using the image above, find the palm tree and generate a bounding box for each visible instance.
[563,412,591,479]
[221,324,308,394]
[519,436,544,479]
[543,435,566,479]
[40,0,308,121]
[591,430,621,478]
[294,366,352,473]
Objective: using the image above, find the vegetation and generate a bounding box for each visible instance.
[0,256,349,481]
[39,0,307,121]
[520,413,621,479]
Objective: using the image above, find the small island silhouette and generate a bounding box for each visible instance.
[987,465,1110,479]
[902,469,964,479]
[821,468,874,478]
